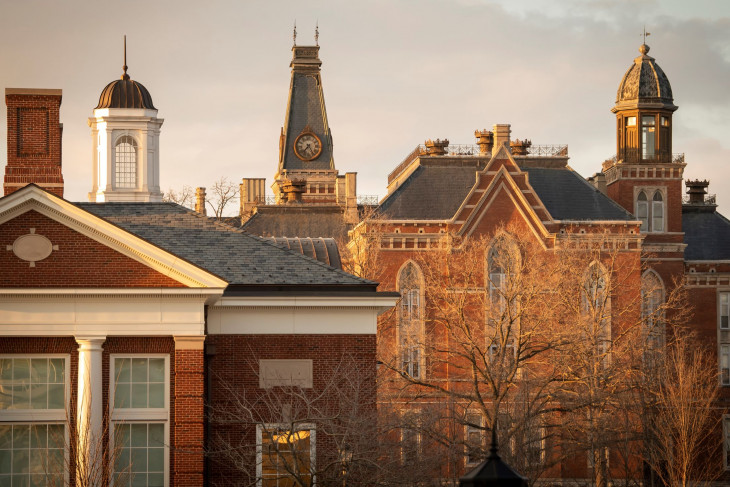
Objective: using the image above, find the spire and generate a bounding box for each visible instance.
[293,21,297,47]
[315,21,319,46]
[122,35,130,81]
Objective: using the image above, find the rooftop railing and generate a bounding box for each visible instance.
[388,143,569,183]
[606,149,685,164]
[357,195,379,205]
[682,194,716,205]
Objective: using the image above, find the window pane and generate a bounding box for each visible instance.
[47,384,64,410]
[149,425,163,448]
[29,361,46,385]
[116,358,131,383]
[131,359,148,383]
[131,424,147,448]
[148,384,164,409]
[115,383,130,409]
[148,448,164,472]
[29,385,46,410]
[148,472,164,487]
[148,359,164,383]
[131,384,148,408]
[48,360,64,384]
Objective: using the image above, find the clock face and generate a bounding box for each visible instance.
[294,132,322,161]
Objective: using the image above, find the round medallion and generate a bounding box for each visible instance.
[13,234,53,263]
[294,132,322,161]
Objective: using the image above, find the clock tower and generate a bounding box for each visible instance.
[272,39,339,204]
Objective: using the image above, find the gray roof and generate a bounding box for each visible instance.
[683,207,730,260]
[280,71,334,172]
[523,168,635,221]
[76,202,373,287]
[241,205,351,239]
[378,162,634,222]
[379,164,477,220]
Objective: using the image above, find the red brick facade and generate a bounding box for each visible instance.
[4,89,64,197]
[0,210,184,288]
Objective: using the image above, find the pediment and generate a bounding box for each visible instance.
[0,185,227,288]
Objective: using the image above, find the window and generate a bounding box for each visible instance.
[642,271,665,363]
[398,262,423,379]
[587,447,610,471]
[583,264,611,365]
[487,236,520,324]
[111,356,169,487]
[626,116,637,127]
[465,414,483,465]
[115,135,138,189]
[642,115,656,159]
[660,116,670,127]
[400,426,421,466]
[488,341,518,379]
[258,424,314,487]
[721,292,729,330]
[721,346,730,387]
[724,416,730,470]
[636,189,665,233]
[0,356,68,487]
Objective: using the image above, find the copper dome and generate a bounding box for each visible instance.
[615,44,675,110]
[95,77,155,110]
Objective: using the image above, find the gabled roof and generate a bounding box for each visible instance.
[378,158,634,222]
[683,207,730,261]
[76,202,375,287]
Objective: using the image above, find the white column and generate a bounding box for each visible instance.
[76,336,106,486]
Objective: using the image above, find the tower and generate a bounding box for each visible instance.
[88,38,163,202]
[602,41,686,280]
[272,37,341,204]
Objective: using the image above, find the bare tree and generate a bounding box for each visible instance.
[206,177,240,220]
[163,185,195,209]
[642,328,722,487]
[342,208,385,281]
[207,352,410,487]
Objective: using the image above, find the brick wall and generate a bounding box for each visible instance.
[206,334,377,485]
[4,89,64,197]
[0,210,184,287]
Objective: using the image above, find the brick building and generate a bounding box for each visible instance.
[0,54,396,487]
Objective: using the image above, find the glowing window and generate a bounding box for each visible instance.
[115,136,138,189]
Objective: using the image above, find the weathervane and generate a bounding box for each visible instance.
[293,21,297,46]
[641,25,651,44]
[315,21,319,46]
[122,35,129,80]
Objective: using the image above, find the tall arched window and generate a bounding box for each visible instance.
[115,135,138,189]
[398,262,423,379]
[637,191,649,232]
[636,189,664,233]
[652,191,664,232]
[583,263,611,365]
[641,270,665,359]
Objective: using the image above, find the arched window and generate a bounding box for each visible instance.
[487,235,520,321]
[583,263,611,364]
[637,191,649,232]
[115,135,138,189]
[636,189,665,233]
[398,262,423,379]
[652,191,664,232]
[641,270,665,359]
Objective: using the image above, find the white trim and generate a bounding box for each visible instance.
[0,354,70,422]
[110,354,170,487]
[0,186,227,288]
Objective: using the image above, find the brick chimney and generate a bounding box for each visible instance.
[492,124,511,156]
[195,187,207,215]
[4,89,64,197]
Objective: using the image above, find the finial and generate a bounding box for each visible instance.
[293,21,297,46]
[639,26,651,55]
[315,21,319,46]
[122,35,130,80]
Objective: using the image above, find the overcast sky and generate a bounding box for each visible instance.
[1,0,728,215]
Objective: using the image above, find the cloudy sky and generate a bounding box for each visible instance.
[1,0,729,215]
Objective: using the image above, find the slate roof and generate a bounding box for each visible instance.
[378,162,634,222]
[682,208,730,261]
[523,168,635,221]
[241,205,350,239]
[378,165,478,220]
[281,72,334,172]
[76,202,374,287]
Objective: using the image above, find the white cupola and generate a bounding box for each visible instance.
[88,38,163,202]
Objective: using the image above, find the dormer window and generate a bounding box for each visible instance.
[636,189,664,233]
[115,135,138,189]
